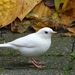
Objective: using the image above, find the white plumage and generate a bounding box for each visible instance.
[0,27,57,68]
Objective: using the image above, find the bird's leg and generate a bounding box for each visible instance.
[31,60,43,68]
[31,58,43,65]
[29,58,44,68]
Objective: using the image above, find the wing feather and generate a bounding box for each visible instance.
[8,33,40,48]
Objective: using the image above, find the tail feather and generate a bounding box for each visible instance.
[0,43,11,48]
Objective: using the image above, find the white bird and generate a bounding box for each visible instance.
[0,27,57,68]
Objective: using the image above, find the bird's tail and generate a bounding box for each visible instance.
[0,43,11,48]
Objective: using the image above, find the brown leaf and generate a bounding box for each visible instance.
[67,0,75,17]
[18,0,42,21]
[32,22,46,31]
[67,27,75,34]
[60,14,74,26]
[26,1,54,19]
[11,19,31,33]
[60,32,75,37]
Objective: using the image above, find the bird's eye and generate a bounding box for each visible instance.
[45,31,48,34]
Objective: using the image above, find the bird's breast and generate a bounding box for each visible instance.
[20,39,51,57]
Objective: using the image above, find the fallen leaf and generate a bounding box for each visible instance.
[32,22,46,31]
[60,14,74,26]
[26,1,61,31]
[60,32,75,37]
[67,27,75,34]
[50,12,60,20]
[1,0,23,27]
[11,19,31,33]
[18,0,42,21]
[67,0,75,18]
[26,1,53,20]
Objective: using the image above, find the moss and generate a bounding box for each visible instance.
[6,50,16,56]
[64,70,69,75]
[62,57,72,72]
[0,67,5,71]
[0,51,17,57]
[69,53,75,60]
[63,62,72,71]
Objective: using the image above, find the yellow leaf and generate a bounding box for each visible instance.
[32,22,46,31]
[61,0,70,12]
[0,0,23,27]
[26,1,52,19]
[18,0,42,21]
[50,12,60,20]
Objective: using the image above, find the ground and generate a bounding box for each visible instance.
[0,27,75,75]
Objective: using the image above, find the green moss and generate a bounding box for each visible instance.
[64,70,69,75]
[69,53,75,60]
[63,62,72,71]
[0,53,5,56]
[63,67,69,75]
[62,54,73,75]
[0,67,5,71]
[6,50,16,56]
[0,50,16,57]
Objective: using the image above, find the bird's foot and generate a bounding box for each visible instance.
[29,58,45,68]
[31,61,45,68]
[31,58,44,65]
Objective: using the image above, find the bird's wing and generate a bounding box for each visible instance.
[8,33,40,48]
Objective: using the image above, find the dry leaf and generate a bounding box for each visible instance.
[67,27,75,34]
[11,19,31,33]
[18,0,42,21]
[67,0,75,17]
[26,1,55,31]
[26,1,53,19]
[60,14,74,26]
[60,32,75,37]
[1,0,23,27]
[32,22,46,31]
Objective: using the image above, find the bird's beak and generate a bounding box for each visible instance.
[51,31,57,34]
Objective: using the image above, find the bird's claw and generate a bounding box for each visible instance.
[29,58,45,68]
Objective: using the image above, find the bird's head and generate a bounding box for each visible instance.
[36,27,57,38]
